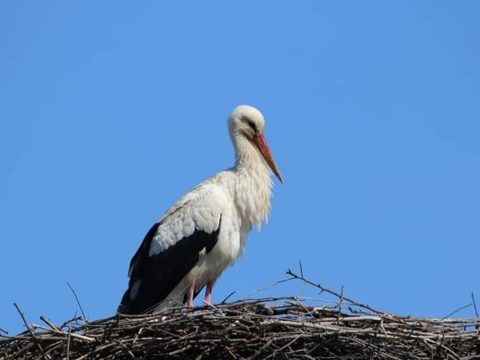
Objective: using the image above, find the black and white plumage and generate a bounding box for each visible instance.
[118,105,283,314]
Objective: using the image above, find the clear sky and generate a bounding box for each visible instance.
[1,1,479,334]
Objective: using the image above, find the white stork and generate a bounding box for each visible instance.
[118,105,283,314]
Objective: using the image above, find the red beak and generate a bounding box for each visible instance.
[252,133,284,184]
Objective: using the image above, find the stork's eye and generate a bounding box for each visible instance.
[244,117,258,134]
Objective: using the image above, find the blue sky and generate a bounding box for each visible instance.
[1,1,479,334]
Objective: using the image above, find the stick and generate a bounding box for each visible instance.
[286,269,383,314]
[246,278,293,297]
[221,291,236,304]
[13,303,49,360]
[338,285,344,314]
[67,282,87,320]
[40,316,61,332]
[471,292,479,318]
[298,259,304,278]
[441,303,472,321]
[66,326,71,360]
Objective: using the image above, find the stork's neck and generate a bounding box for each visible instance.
[232,135,273,229]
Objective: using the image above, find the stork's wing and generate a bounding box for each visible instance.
[118,184,224,314]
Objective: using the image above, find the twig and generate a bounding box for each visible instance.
[60,316,83,330]
[267,334,302,359]
[40,316,61,332]
[67,282,87,320]
[221,291,236,304]
[286,269,382,314]
[471,292,479,318]
[246,277,293,297]
[13,303,50,360]
[338,285,344,314]
[202,300,226,316]
[441,303,472,321]
[291,296,315,318]
[248,339,273,360]
[66,326,71,360]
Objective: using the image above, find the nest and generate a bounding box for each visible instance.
[1,270,479,359]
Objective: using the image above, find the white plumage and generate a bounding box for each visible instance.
[118,105,282,314]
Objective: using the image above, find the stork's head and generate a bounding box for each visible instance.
[229,105,283,184]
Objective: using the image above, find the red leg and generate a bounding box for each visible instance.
[185,279,196,308]
[204,281,213,305]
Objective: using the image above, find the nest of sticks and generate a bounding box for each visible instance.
[1,270,479,360]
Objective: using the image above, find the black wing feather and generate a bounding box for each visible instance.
[118,221,220,314]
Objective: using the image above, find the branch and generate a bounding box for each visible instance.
[285,268,383,314]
